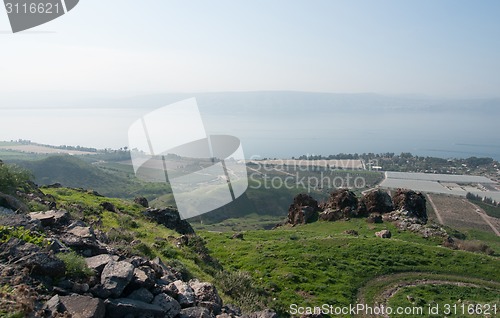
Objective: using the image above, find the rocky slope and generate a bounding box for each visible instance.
[0,187,277,318]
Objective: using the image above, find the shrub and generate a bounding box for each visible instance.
[160,245,179,259]
[0,164,32,195]
[0,226,47,247]
[457,240,495,255]
[132,243,155,259]
[215,270,266,313]
[57,251,93,278]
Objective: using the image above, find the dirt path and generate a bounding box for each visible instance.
[464,199,500,236]
[426,194,445,225]
[356,272,500,318]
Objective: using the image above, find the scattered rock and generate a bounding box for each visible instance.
[60,295,105,318]
[128,287,154,303]
[190,279,223,314]
[100,201,118,213]
[0,213,41,230]
[0,238,65,278]
[29,210,69,227]
[44,294,63,314]
[85,254,114,274]
[179,306,212,318]
[173,280,196,308]
[130,266,156,289]
[143,208,195,234]
[152,293,182,318]
[61,223,108,256]
[101,260,135,297]
[343,230,359,236]
[366,213,383,224]
[231,232,244,240]
[375,230,392,239]
[134,197,149,208]
[105,298,165,318]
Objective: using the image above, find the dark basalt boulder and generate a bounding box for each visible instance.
[287,193,320,225]
[0,238,65,278]
[392,189,427,221]
[134,196,149,208]
[361,189,394,214]
[100,201,119,213]
[143,207,195,235]
[319,189,360,220]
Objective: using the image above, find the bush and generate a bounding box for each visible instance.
[215,270,266,313]
[132,243,155,259]
[57,251,93,278]
[457,240,495,255]
[160,245,179,259]
[0,226,47,247]
[0,164,32,195]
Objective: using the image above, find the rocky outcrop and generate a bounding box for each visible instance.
[287,194,320,225]
[143,207,195,235]
[319,189,361,220]
[362,190,393,214]
[392,189,427,221]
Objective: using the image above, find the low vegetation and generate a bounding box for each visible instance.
[0,226,47,247]
[200,220,500,316]
[0,162,32,195]
[57,251,94,278]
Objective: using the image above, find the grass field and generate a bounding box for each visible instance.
[200,219,500,317]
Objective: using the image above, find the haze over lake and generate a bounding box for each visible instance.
[1,92,499,160]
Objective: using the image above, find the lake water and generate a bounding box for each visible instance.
[1,94,499,160]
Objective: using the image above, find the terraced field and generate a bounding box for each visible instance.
[428,194,500,235]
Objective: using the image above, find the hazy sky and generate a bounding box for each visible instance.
[1,0,500,98]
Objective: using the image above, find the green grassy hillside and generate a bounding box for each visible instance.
[200,221,500,317]
[38,186,500,317]
[13,155,170,200]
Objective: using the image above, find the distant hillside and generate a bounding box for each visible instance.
[13,155,170,200]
